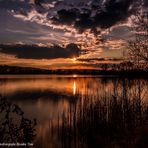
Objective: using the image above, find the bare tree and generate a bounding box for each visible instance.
[128,11,148,68]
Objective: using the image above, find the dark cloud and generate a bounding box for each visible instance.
[55,8,78,24]
[0,43,80,59]
[34,0,44,6]
[0,0,147,46]
[0,0,146,32]
[52,0,143,31]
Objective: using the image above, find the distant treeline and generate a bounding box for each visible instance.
[0,65,49,74]
[0,65,148,77]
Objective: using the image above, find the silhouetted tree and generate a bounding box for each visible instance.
[128,11,148,68]
[0,95,36,144]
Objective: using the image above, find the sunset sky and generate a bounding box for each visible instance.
[0,0,147,69]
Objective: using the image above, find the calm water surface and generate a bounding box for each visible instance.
[0,75,148,148]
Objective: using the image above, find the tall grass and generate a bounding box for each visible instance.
[56,79,148,148]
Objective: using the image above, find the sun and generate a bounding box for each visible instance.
[71,57,77,62]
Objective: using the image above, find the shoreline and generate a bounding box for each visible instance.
[0,65,148,78]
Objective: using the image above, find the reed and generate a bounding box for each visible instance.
[57,79,148,148]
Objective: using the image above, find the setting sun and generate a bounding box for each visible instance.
[71,57,77,62]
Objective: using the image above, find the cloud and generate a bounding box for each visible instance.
[0,43,81,59]
[103,25,134,41]
[2,0,144,33]
[1,0,147,33]
[34,0,44,6]
[53,0,141,32]
[0,0,147,61]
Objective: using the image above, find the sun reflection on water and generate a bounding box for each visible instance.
[73,74,77,78]
[73,81,76,95]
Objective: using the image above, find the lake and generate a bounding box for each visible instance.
[0,75,148,148]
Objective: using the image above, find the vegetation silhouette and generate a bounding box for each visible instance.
[48,79,148,148]
[128,11,148,66]
[0,65,148,78]
[0,95,36,145]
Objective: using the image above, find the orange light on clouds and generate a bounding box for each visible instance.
[72,57,77,61]
[71,57,77,63]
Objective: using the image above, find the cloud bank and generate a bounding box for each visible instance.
[0,0,147,64]
[0,43,81,59]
